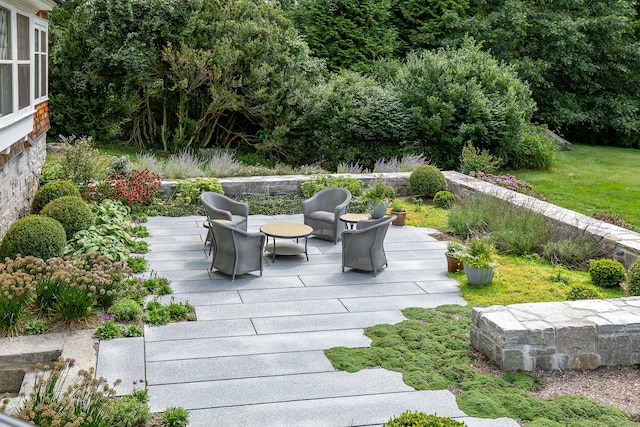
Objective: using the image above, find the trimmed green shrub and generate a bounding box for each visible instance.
[408,165,448,198]
[566,284,603,301]
[433,191,456,209]
[31,180,80,214]
[0,215,66,260]
[41,196,94,238]
[588,258,626,288]
[383,410,466,426]
[626,258,640,296]
[301,175,363,198]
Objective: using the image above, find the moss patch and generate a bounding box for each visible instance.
[324,305,638,426]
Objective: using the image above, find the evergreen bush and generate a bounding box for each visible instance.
[31,180,80,214]
[588,258,626,288]
[408,165,447,198]
[301,175,363,199]
[0,215,66,260]
[40,196,94,238]
[433,191,456,209]
[626,258,640,296]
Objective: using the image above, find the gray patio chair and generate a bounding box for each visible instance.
[201,192,249,253]
[210,221,266,281]
[302,187,352,244]
[341,215,396,275]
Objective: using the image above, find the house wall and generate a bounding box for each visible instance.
[0,102,49,240]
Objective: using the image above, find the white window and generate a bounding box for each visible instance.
[0,5,12,118]
[34,19,47,102]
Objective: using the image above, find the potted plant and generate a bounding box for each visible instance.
[361,180,395,219]
[459,237,496,285]
[445,240,465,273]
[389,199,407,226]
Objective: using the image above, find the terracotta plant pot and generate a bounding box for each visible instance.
[391,211,406,226]
[445,252,463,273]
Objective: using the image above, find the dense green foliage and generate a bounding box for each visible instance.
[565,284,603,301]
[290,0,396,72]
[31,180,81,214]
[0,216,66,260]
[383,411,466,427]
[627,258,640,296]
[589,259,626,288]
[446,0,640,148]
[300,175,363,198]
[289,71,417,170]
[50,0,324,153]
[172,178,224,205]
[433,191,455,209]
[408,165,448,197]
[40,196,95,238]
[385,39,537,169]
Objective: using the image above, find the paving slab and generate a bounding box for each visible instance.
[144,318,255,342]
[252,310,407,334]
[186,390,465,427]
[169,275,305,293]
[146,350,333,385]
[299,269,450,287]
[145,329,372,362]
[341,293,467,312]
[151,290,241,306]
[195,299,348,321]
[147,369,413,412]
[96,337,145,396]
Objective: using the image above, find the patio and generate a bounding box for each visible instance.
[96,213,518,426]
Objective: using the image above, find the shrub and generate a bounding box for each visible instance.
[0,215,66,260]
[58,135,110,185]
[504,126,556,170]
[408,165,448,198]
[161,406,190,427]
[383,410,466,426]
[127,256,148,274]
[145,300,170,326]
[132,152,166,177]
[566,284,603,301]
[172,178,224,205]
[109,298,143,321]
[301,175,363,198]
[123,324,143,337]
[86,169,161,206]
[41,196,94,238]
[203,150,242,178]
[105,395,151,427]
[167,301,194,320]
[458,141,502,175]
[589,259,626,288]
[626,258,640,296]
[542,235,607,271]
[32,180,81,214]
[433,191,456,209]
[93,317,121,340]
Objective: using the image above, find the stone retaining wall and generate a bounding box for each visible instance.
[0,134,47,240]
[470,298,640,371]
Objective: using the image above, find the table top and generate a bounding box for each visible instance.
[260,222,313,238]
[340,213,369,223]
[203,219,232,228]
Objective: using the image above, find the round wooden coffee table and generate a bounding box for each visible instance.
[260,222,313,262]
[340,213,369,229]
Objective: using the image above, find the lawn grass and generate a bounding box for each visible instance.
[511,144,640,230]
[454,255,626,306]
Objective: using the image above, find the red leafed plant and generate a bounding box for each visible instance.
[86,169,161,206]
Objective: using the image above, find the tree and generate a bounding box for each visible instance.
[443,0,640,147]
[49,0,324,153]
[386,38,537,169]
[289,0,397,72]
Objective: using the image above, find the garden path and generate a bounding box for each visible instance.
[96,214,519,427]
